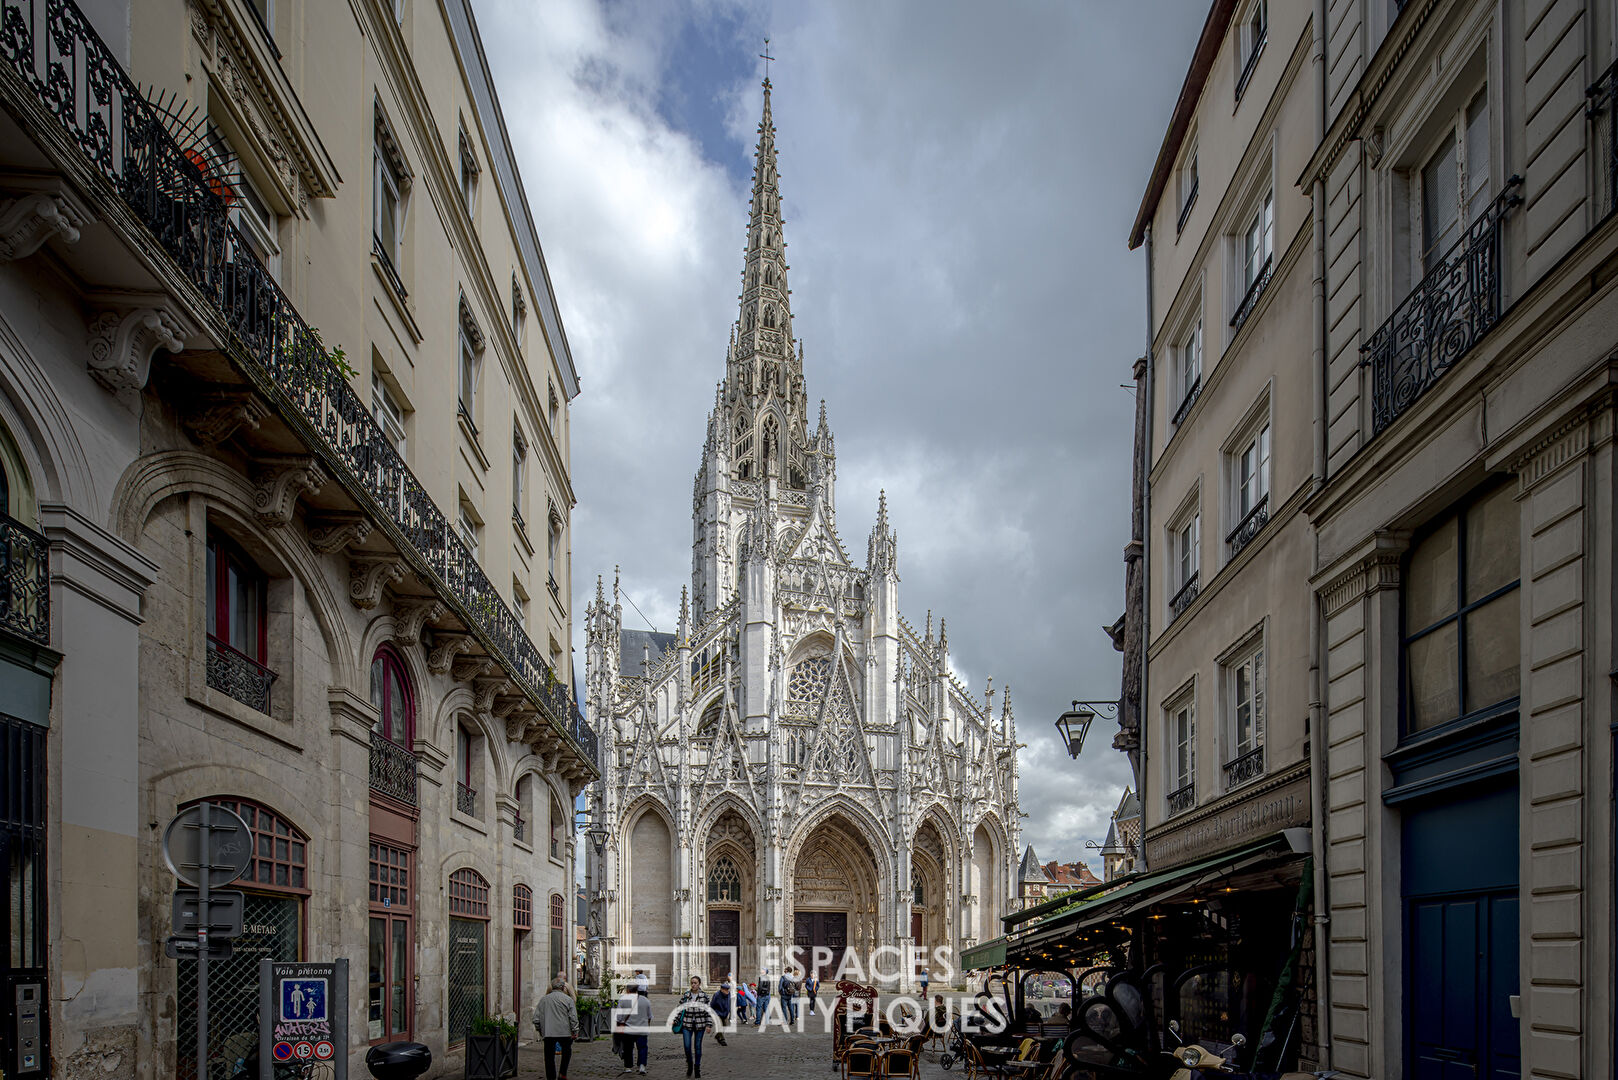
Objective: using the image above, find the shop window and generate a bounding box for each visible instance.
[447,868,490,1044]
[1402,480,1520,733]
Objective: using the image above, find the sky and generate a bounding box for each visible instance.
[473,0,1208,872]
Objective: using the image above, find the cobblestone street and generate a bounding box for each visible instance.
[513,996,950,1080]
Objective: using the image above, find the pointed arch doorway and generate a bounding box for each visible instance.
[789,814,879,982]
[704,808,756,983]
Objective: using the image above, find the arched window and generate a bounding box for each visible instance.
[761,417,779,477]
[763,305,776,329]
[549,893,566,983]
[448,869,490,1044]
[913,880,925,906]
[708,855,742,903]
[549,794,564,859]
[206,531,271,713]
[697,701,722,736]
[370,646,414,745]
[763,265,774,287]
[513,883,533,931]
[449,868,490,918]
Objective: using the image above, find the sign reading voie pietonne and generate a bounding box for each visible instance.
[259,958,347,1080]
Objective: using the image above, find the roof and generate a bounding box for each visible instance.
[1018,846,1050,884]
[1045,861,1100,887]
[619,630,676,676]
[1115,786,1140,820]
[1127,0,1237,250]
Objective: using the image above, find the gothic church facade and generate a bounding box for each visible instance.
[583,81,1021,989]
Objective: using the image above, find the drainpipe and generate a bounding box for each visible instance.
[1308,0,1333,1068]
[1139,222,1155,874]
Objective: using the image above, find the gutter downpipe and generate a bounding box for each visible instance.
[1308,0,1333,1069]
[1140,222,1155,875]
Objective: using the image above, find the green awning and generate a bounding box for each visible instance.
[1003,871,1142,930]
[960,935,1008,971]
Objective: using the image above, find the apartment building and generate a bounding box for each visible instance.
[0,0,592,1076]
[1304,2,1618,1077]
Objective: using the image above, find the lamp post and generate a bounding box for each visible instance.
[1054,701,1118,759]
[578,819,612,987]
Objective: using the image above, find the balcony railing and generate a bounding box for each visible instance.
[1226,494,1269,558]
[1167,782,1196,817]
[1170,376,1202,428]
[1230,255,1273,332]
[0,512,48,646]
[456,782,478,817]
[1361,179,1522,437]
[513,815,526,842]
[1588,58,1618,223]
[205,635,276,714]
[1169,572,1199,623]
[0,0,596,770]
[369,730,419,807]
[1224,746,1265,789]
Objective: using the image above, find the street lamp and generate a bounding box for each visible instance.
[582,821,612,855]
[1054,700,1118,758]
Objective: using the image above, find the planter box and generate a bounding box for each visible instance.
[464,1034,517,1079]
[577,1010,600,1040]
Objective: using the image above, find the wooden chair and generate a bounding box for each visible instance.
[880,1047,918,1079]
[844,1046,880,1080]
[962,1041,1011,1080]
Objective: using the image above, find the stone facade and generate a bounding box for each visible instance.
[583,82,1021,991]
[0,1,590,1076]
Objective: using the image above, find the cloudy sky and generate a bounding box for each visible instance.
[473,0,1206,871]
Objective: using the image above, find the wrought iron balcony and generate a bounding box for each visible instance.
[1588,58,1618,223]
[548,572,560,599]
[1230,255,1273,332]
[1361,179,1523,437]
[0,0,597,771]
[1224,746,1265,789]
[1226,495,1269,558]
[0,512,48,646]
[1170,377,1202,429]
[513,815,526,842]
[1167,782,1196,817]
[369,730,419,807]
[456,782,478,817]
[1169,572,1199,623]
[1175,179,1198,235]
[205,635,276,714]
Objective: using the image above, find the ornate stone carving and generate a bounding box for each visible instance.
[452,656,494,683]
[85,303,191,394]
[0,190,86,261]
[427,631,473,675]
[348,554,405,610]
[389,599,444,647]
[183,390,268,448]
[251,456,327,527]
[306,512,373,555]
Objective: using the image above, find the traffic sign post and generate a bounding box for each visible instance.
[172,888,245,939]
[161,802,252,1080]
[259,958,347,1080]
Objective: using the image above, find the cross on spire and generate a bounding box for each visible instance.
[759,37,774,84]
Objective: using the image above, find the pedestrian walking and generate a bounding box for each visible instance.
[804,973,818,1016]
[532,976,580,1080]
[919,967,930,998]
[677,975,712,1077]
[755,971,771,1026]
[778,970,797,1025]
[615,986,652,1074]
[710,980,732,1045]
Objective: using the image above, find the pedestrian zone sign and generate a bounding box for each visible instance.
[280,976,327,1022]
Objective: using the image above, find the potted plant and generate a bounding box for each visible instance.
[576,993,602,1040]
[464,1015,518,1079]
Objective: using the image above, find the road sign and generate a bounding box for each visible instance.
[260,958,348,1080]
[162,803,253,888]
[313,1041,334,1060]
[279,977,327,1022]
[292,1042,314,1060]
[164,934,234,961]
[172,888,245,938]
[271,1042,294,1062]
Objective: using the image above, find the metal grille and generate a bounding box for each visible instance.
[0,512,49,646]
[447,917,487,1045]
[206,635,275,714]
[176,892,301,1080]
[369,730,419,806]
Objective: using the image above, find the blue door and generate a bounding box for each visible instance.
[1403,783,1520,1080]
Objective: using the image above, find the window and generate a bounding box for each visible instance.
[512,278,527,348]
[1228,416,1271,557]
[513,883,533,932]
[373,371,406,454]
[457,318,481,432]
[1236,0,1267,100]
[369,841,411,910]
[512,428,527,527]
[547,512,561,584]
[708,855,742,902]
[196,798,308,893]
[1166,692,1195,806]
[449,868,489,917]
[1174,320,1202,421]
[456,725,478,816]
[374,109,408,279]
[513,580,529,631]
[1402,481,1520,732]
[369,646,413,746]
[210,125,281,278]
[549,892,565,981]
[1223,636,1265,787]
[447,869,489,1044]
[458,127,479,216]
[457,501,480,561]
[1176,147,1199,232]
[548,382,560,432]
[1412,90,1490,279]
[206,531,267,664]
[1173,512,1200,598]
[1242,192,1274,294]
[549,795,563,860]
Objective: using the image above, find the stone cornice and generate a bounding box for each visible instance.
[1313,531,1409,618]
[327,685,378,748]
[1502,389,1618,495]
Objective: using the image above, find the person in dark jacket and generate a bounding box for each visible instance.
[755,971,771,1025]
[709,980,731,1045]
[778,971,798,1025]
[677,976,712,1077]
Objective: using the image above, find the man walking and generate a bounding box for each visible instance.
[710,979,731,1045]
[804,972,818,1017]
[778,969,797,1025]
[533,976,580,1080]
[755,971,771,1026]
